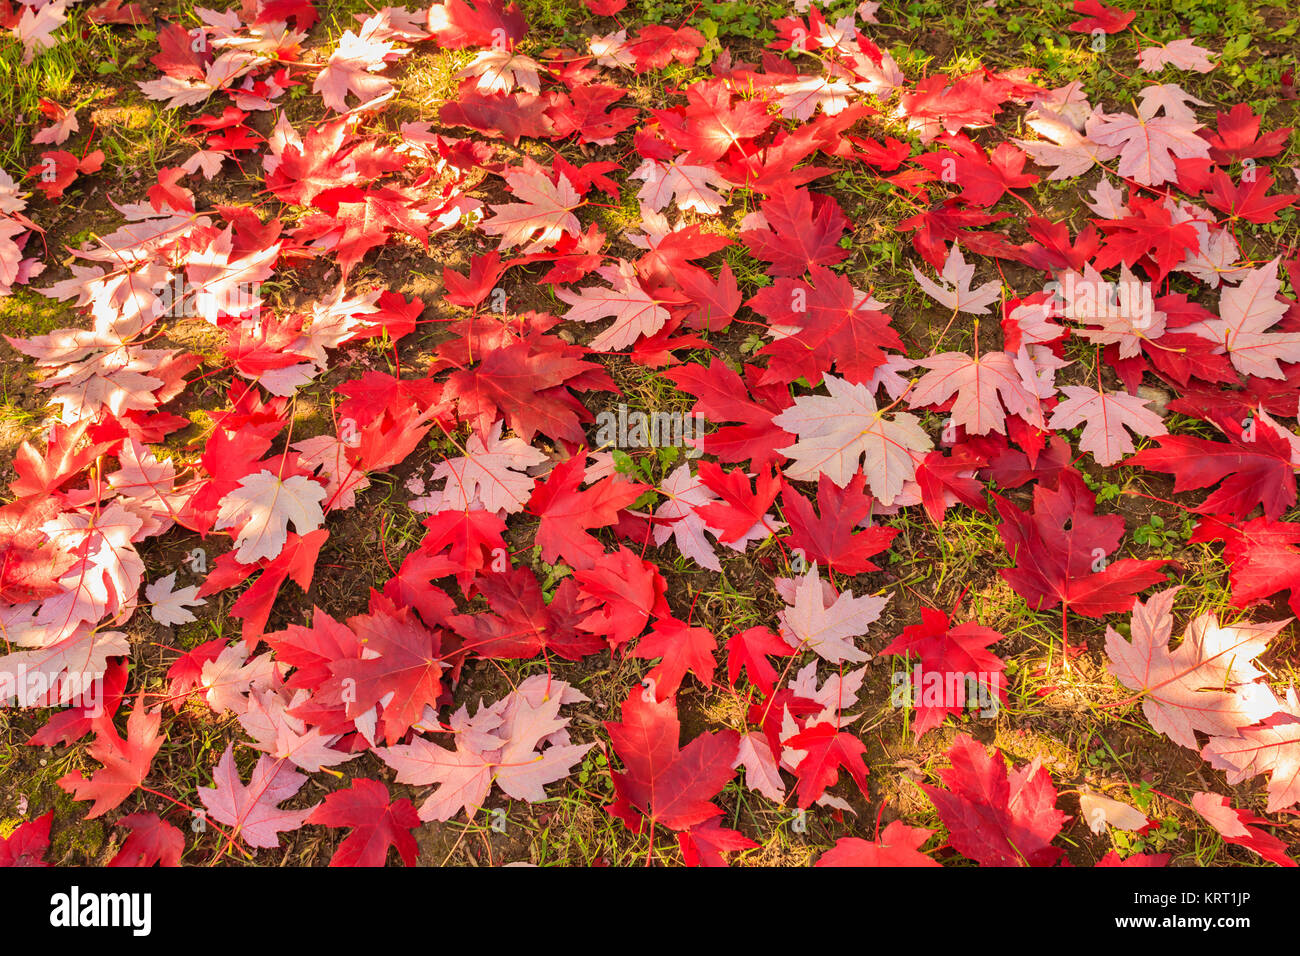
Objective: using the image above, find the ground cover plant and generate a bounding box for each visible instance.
[1,0,1299,869]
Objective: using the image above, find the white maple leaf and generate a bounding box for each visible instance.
[1106,588,1284,750]
[36,504,144,641]
[184,227,278,324]
[911,243,1002,314]
[455,49,543,94]
[200,642,278,715]
[14,0,67,64]
[1137,39,1216,74]
[1086,88,1210,187]
[293,434,370,511]
[1014,108,1119,180]
[0,627,129,706]
[214,471,328,564]
[909,351,1042,435]
[481,169,581,254]
[589,29,634,70]
[787,659,869,728]
[1084,176,1129,219]
[197,745,317,850]
[1059,263,1165,358]
[773,75,855,121]
[1184,258,1300,379]
[629,157,731,215]
[1047,385,1167,466]
[426,421,547,515]
[1079,790,1149,834]
[139,51,266,109]
[238,687,359,772]
[146,572,206,627]
[32,104,78,146]
[772,374,933,504]
[1,218,27,289]
[556,259,670,352]
[734,731,786,802]
[777,565,889,664]
[29,343,171,425]
[377,676,591,821]
[1203,686,1300,813]
[313,26,400,112]
[651,464,724,572]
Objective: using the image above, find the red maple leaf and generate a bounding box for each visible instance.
[10,418,118,498]
[306,778,421,867]
[626,25,706,72]
[443,332,611,445]
[1092,195,1200,285]
[427,0,527,49]
[781,472,899,574]
[748,265,903,386]
[0,497,77,603]
[1202,103,1293,164]
[415,507,508,590]
[921,733,1067,866]
[548,84,638,144]
[784,723,869,808]
[1127,411,1295,520]
[328,605,447,743]
[914,444,991,524]
[108,813,184,867]
[658,78,773,163]
[443,251,510,308]
[575,547,669,649]
[1190,516,1300,619]
[740,188,849,277]
[57,699,163,818]
[898,199,1010,268]
[451,566,605,660]
[529,456,648,570]
[993,469,1167,616]
[695,462,780,544]
[164,638,228,712]
[880,607,1008,737]
[265,120,403,206]
[27,148,104,199]
[439,85,557,145]
[1203,166,1299,224]
[197,528,329,645]
[150,22,209,80]
[254,0,319,29]
[816,821,940,866]
[1067,0,1135,33]
[263,608,363,695]
[606,687,739,832]
[664,359,794,468]
[0,811,53,866]
[916,142,1039,207]
[147,166,194,213]
[725,626,795,696]
[28,659,128,746]
[677,817,758,866]
[1191,791,1295,867]
[632,617,717,699]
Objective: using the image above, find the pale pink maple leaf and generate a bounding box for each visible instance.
[1047,384,1167,466]
[911,243,1002,314]
[197,745,318,850]
[909,351,1042,435]
[1105,588,1284,749]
